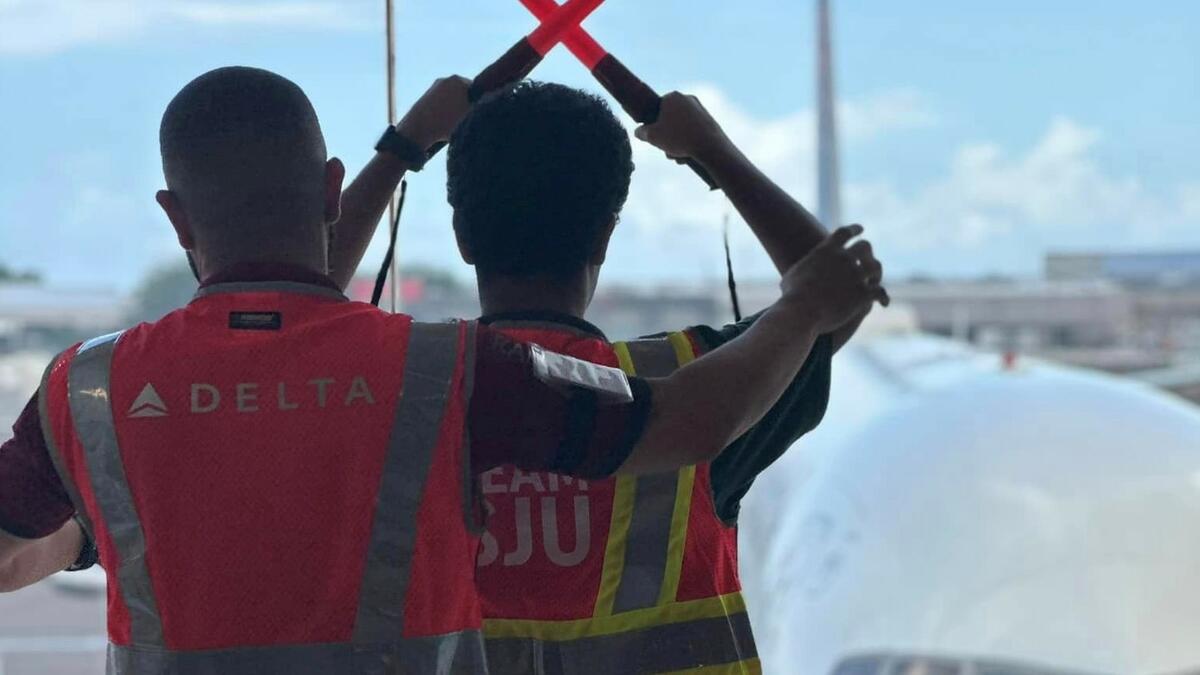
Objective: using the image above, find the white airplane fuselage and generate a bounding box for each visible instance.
[737,330,1200,675]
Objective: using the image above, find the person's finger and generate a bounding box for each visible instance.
[827,224,864,248]
[874,285,891,307]
[634,125,651,142]
[847,239,874,263]
[862,258,884,285]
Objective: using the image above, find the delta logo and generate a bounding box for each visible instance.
[128,384,168,418]
[126,377,377,419]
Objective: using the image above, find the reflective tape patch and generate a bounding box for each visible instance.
[621,338,683,378]
[609,336,692,613]
[67,331,165,648]
[353,321,463,644]
[529,343,633,403]
[108,631,486,675]
[611,471,678,613]
[39,349,95,542]
[486,592,747,641]
[486,612,757,675]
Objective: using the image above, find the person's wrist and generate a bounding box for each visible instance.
[761,297,824,349]
[376,124,430,171]
[394,121,433,152]
[777,285,833,331]
[691,133,741,171]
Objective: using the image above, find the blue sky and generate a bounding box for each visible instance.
[0,0,1197,291]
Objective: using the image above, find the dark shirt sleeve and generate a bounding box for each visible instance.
[687,312,834,524]
[469,325,651,479]
[0,394,75,539]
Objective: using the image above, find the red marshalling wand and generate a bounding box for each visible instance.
[518,0,720,190]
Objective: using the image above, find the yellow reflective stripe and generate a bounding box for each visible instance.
[593,342,640,618]
[613,341,636,375]
[485,592,747,641]
[593,475,637,617]
[657,465,695,605]
[657,657,763,675]
[656,331,699,606]
[668,330,697,369]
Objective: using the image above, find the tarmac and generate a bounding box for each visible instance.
[0,579,107,675]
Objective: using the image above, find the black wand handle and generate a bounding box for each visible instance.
[592,54,720,191]
[426,40,545,159]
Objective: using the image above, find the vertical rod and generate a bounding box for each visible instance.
[385,0,399,312]
[816,0,842,230]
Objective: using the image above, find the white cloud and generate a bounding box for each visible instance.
[621,83,936,238]
[850,117,1198,260]
[614,85,1199,281]
[1179,182,1200,221]
[0,0,368,56]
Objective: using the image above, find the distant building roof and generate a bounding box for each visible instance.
[1046,251,1200,286]
[0,284,127,329]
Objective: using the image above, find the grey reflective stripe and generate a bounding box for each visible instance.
[193,281,348,301]
[621,338,683,378]
[461,321,484,535]
[612,338,685,613]
[611,471,677,612]
[354,321,463,644]
[486,613,757,675]
[109,630,487,675]
[67,331,165,647]
[38,349,94,541]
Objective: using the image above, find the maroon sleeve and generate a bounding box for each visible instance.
[0,394,75,538]
[469,325,651,479]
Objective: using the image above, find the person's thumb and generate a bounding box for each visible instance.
[634,125,651,142]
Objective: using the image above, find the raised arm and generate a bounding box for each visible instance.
[618,225,886,475]
[634,92,885,351]
[329,76,473,290]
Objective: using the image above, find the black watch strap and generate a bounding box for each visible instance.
[65,514,99,572]
[375,125,429,171]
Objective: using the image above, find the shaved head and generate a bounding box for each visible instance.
[159,66,331,251]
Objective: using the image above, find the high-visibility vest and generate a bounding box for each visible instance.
[479,323,759,675]
[38,281,486,675]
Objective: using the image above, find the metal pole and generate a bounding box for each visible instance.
[385,0,399,312]
[816,0,842,230]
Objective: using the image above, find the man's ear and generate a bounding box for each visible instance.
[588,218,618,266]
[452,211,476,265]
[156,190,195,249]
[324,157,346,224]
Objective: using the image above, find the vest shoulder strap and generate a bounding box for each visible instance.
[354,319,466,642]
[38,342,96,542]
[596,332,701,614]
[65,329,166,647]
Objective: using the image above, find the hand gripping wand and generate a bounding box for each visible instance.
[372,0,607,306]
[518,0,720,191]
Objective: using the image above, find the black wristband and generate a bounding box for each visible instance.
[375,125,428,171]
[65,515,99,572]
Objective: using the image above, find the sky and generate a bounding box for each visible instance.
[0,0,1197,292]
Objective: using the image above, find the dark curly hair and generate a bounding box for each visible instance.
[447,81,634,279]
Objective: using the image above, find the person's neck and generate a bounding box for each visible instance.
[477,271,591,319]
[200,250,328,283]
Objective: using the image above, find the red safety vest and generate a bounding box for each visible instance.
[478,322,759,674]
[38,281,485,674]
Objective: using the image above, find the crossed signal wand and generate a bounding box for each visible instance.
[375,0,724,307]
[431,0,720,191]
